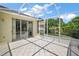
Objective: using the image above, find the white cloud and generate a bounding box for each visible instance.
[30,4,45,17]
[20,7,27,12]
[33,5,43,10]
[67,14,76,19]
[32,5,44,14]
[22,4,54,17]
[31,4,54,14]
[60,13,77,23]
[24,12,33,16]
[44,3,54,8]
[20,4,44,16]
[60,13,76,19]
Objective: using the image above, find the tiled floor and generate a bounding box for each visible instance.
[2,35,70,56]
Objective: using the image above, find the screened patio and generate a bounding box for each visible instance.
[0,3,79,56]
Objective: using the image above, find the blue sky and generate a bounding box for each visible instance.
[0,3,79,23]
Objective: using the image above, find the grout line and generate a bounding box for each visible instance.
[26,39,58,56]
[10,43,30,51]
[11,37,67,56]
[1,51,10,56]
[70,49,79,56]
[33,37,60,56]
[32,37,69,56]
[67,42,71,56]
[51,42,68,48]
[2,39,41,56]
[10,39,39,51]
[32,49,42,56]
[43,48,58,56]
[7,43,12,56]
[2,37,68,56]
[67,42,79,56]
[35,37,68,48]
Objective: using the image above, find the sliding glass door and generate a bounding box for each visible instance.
[12,18,34,41]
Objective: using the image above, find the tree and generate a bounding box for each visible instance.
[62,16,79,39]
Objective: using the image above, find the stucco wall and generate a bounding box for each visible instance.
[0,12,12,43]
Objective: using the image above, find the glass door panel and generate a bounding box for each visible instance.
[21,20,27,39]
[28,21,33,37]
[16,19,20,40]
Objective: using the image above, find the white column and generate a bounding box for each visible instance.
[12,19,16,41]
[27,21,28,39]
[59,18,61,37]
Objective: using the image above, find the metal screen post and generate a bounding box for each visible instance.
[47,19,48,36]
[54,4,61,42]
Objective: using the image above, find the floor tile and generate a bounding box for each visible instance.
[33,40,49,47]
[11,43,41,56]
[45,43,67,56]
[27,38,39,42]
[42,37,54,42]
[3,52,10,56]
[9,39,30,49]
